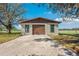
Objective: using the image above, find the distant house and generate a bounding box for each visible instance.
[20,17,61,35]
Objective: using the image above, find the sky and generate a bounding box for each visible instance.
[16,3,79,29]
[21,4,61,19]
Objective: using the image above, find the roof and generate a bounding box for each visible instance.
[20,17,61,24]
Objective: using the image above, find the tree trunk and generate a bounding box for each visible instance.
[8,27,11,34]
[7,22,12,34]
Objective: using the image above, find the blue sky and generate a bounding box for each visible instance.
[17,3,79,29]
[22,4,61,19]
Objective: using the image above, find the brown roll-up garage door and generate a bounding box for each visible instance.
[32,25,45,35]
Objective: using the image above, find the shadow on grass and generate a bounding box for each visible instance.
[59,33,79,37]
[62,40,79,44]
[59,33,79,44]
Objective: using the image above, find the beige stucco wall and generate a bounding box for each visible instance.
[21,24,32,35]
[20,23,59,35]
[20,24,25,35]
[45,23,58,35]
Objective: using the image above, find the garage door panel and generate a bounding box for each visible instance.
[32,25,45,35]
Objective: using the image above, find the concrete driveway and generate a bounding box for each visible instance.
[0,35,76,56]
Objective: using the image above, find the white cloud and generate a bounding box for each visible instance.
[43,11,52,15]
[55,18,62,21]
[47,11,52,14]
[55,18,79,22]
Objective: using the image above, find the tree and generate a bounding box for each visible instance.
[0,3,26,33]
[35,3,79,18]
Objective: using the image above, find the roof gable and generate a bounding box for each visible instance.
[20,17,61,23]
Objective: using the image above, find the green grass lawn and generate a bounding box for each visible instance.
[0,32,21,44]
[59,30,79,35]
